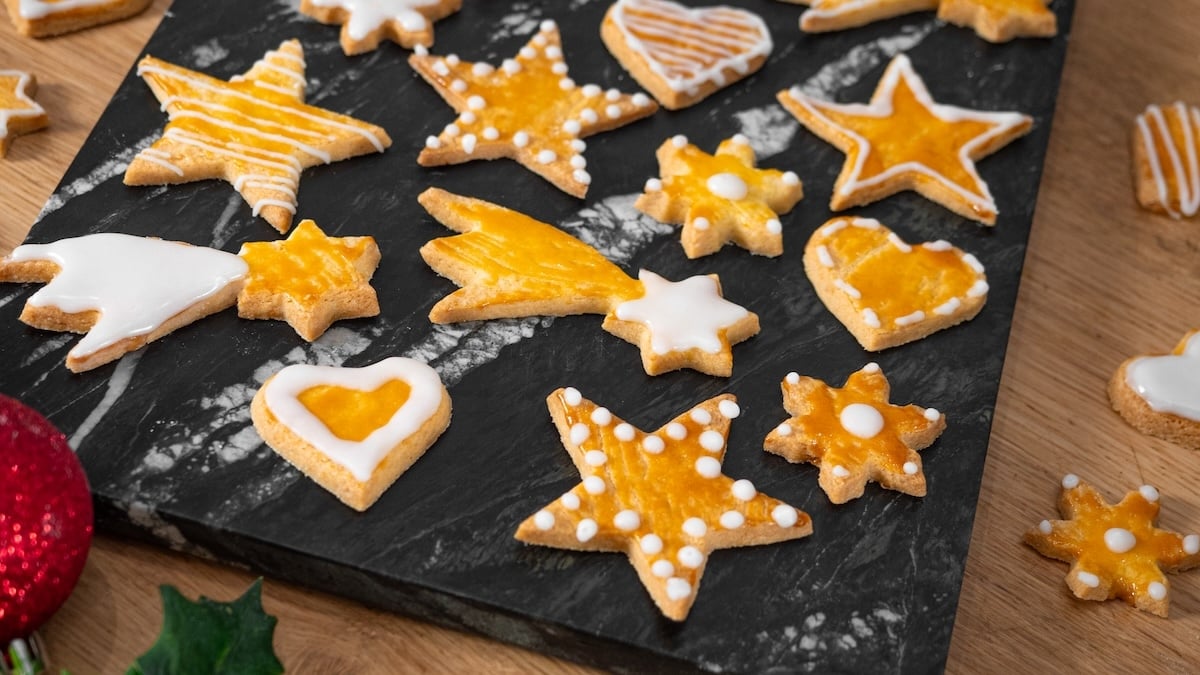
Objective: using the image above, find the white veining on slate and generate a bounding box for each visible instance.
[68,351,143,450]
[36,135,159,221]
[18,334,74,369]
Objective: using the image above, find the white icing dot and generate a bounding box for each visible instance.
[766,219,782,234]
[552,62,568,75]
[413,44,428,56]
[840,403,885,439]
[425,136,441,149]
[537,149,557,164]
[718,400,740,419]
[444,123,460,136]
[782,171,800,186]
[576,518,598,542]
[924,240,952,251]
[1104,528,1137,554]
[732,479,757,501]
[433,61,450,76]
[666,577,692,600]
[461,134,477,154]
[533,34,548,47]
[563,387,582,406]
[606,88,620,101]
[445,54,460,66]
[775,422,793,436]
[695,456,722,478]
[574,169,591,185]
[570,155,587,169]
[451,79,467,93]
[786,372,801,385]
[933,298,961,316]
[644,178,663,192]
[1062,474,1080,489]
[831,465,851,478]
[707,172,748,200]
[692,216,710,231]
[614,423,635,441]
[678,545,705,568]
[520,46,536,59]
[559,78,575,90]
[642,435,665,454]
[534,510,555,530]
[682,518,707,538]
[540,19,556,31]
[482,127,499,140]
[545,45,563,59]
[1038,519,1052,534]
[1148,581,1167,601]
[672,134,688,148]
[580,108,598,124]
[887,232,912,253]
[666,422,687,440]
[632,93,652,107]
[582,84,601,97]
[583,476,606,494]
[862,362,881,374]
[606,104,622,119]
[772,504,799,528]
[1140,485,1160,503]
[570,139,586,152]
[1185,535,1200,555]
[614,510,641,531]
[895,310,926,327]
[641,534,664,555]
[967,280,989,298]
[460,111,477,124]
[584,450,607,467]
[691,409,712,425]
[652,560,675,578]
[862,309,881,329]
[963,253,984,274]
[513,131,530,148]
[720,511,745,529]
[472,63,494,77]
[467,95,486,110]
[561,492,580,510]
[502,59,521,75]
[1076,570,1100,588]
[699,430,724,452]
[904,461,920,475]
[590,407,612,426]
[731,133,750,145]
[834,279,862,299]
[569,423,590,445]
[924,408,941,422]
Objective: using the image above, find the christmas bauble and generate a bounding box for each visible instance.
[0,395,93,643]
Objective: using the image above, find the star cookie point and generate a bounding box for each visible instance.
[299,0,463,55]
[937,0,1057,43]
[0,70,48,158]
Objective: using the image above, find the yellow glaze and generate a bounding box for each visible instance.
[963,0,1054,15]
[1142,103,1198,215]
[240,219,374,303]
[659,138,799,227]
[298,379,412,442]
[0,74,35,115]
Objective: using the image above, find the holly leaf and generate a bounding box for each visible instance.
[126,579,283,675]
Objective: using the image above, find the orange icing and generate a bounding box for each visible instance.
[0,74,36,115]
[298,379,412,442]
[240,220,375,302]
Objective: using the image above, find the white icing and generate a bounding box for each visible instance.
[831,465,851,478]
[584,450,607,466]
[1148,581,1167,601]
[9,234,247,361]
[775,422,792,436]
[261,357,446,482]
[1076,570,1101,588]
[863,362,881,374]
[772,504,799,528]
[1038,520,1052,535]
[534,510,555,530]
[583,476,606,494]
[720,511,744,529]
[862,308,881,328]
[576,518,599,542]
[706,172,748,200]
[839,403,884,439]
[1139,485,1160,503]
[561,492,581,510]
[665,577,692,599]
[1184,534,1200,555]
[1061,474,1080,489]
[786,372,801,384]
[718,400,740,419]
[695,456,721,478]
[18,0,111,19]
[614,270,750,356]
[591,407,613,426]
[1125,332,1200,421]
[1136,103,1200,218]
[652,560,675,578]
[682,518,707,538]
[614,422,635,441]
[1104,528,1137,554]
[563,387,582,406]
[677,545,704,568]
[692,216,711,231]
[731,479,756,501]
[903,461,918,475]
[691,408,712,424]
[308,0,438,39]
[614,509,641,531]
[569,422,590,445]
[641,533,664,554]
[642,435,665,453]
[666,422,687,440]
[698,430,724,452]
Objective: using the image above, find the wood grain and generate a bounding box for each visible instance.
[3,1,1199,672]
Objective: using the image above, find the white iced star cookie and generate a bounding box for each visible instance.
[300,0,462,55]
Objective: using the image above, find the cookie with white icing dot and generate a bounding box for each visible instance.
[1024,475,1200,617]
[1108,330,1200,450]
[5,0,153,38]
[299,0,462,55]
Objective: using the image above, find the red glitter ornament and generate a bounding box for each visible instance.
[0,394,93,644]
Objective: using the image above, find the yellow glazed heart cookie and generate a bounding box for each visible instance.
[1108,330,1200,451]
[804,216,988,351]
[251,357,452,511]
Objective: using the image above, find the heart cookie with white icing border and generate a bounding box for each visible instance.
[804,216,988,351]
[1109,330,1200,451]
[251,357,451,511]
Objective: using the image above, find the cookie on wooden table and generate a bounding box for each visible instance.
[0,70,47,157]
[5,0,152,38]
[1108,330,1200,450]
[1132,102,1200,219]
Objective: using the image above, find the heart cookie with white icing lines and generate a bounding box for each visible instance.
[804,217,988,351]
[251,357,451,511]
[1109,330,1200,451]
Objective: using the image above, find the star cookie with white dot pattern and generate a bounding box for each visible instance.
[636,134,803,258]
[763,363,945,504]
[1024,475,1200,617]
[410,19,658,197]
[516,388,811,621]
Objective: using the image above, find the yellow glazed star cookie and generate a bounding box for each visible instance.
[789,0,1056,43]
[299,0,462,55]
[0,70,48,157]
[1025,475,1200,617]
[636,134,803,258]
[237,219,381,341]
[516,388,812,621]
[600,0,773,110]
[778,54,1032,225]
[0,233,248,372]
[804,216,988,350]
[763,363,945,504]
[1108,330,1200,451]
[251,357,452,511]
[1132,102,1200,219]
[418,187,759,376]
[410,19,658,198]
[124,39,392,234]
[5,0,152,37]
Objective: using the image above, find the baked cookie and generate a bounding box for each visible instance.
[251,357,451,511]
[600,0,772,110]
[125,39,392,234]
[804,217,988,350]
[789,0,1056,43]
[636,134,803,258]
[763,363,945,504]
[410,19,657,198]
[299,0,462,55]
[0,70,48,158]
[1132,102,1200,219]
[778,54,1032,225]
[1108,330,1200,451]
[795,0,937,33]
[516,388,811,621]
[418,187,759,376]
[237,219,381,341]
[1025,475,1200,617]
[0,233,247,372]
[5,0,152,38]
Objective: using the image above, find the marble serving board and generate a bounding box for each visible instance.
[0,0,1075,671]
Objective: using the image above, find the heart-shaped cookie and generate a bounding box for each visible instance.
[1109,330,1200,451]
[601,0,772,110]
[804,217,988,350]
[251,357,451,511]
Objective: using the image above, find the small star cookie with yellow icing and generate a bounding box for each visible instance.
[516,388,811,621]
[237,219,381,341]
[778,54,1032,225]
[786,0,1056,43]
[299,0,462,55]
[418,187,759,376]
[1108,330,1200,451]
[763,363,945,504]
[410,19,658,198]
[805,217,988,350]
[1025,475,1200,617]
[636,134,803,258]
[0,70,47,157]
[5,0,152,38]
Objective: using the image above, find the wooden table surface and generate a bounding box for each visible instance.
[4,1,1200,672]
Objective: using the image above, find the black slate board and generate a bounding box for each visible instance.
[0,0,1075,671]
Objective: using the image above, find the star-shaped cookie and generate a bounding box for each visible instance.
[419,188,759,376]
[1025,475,1200,617]
[788,0,1056,43]
[763,363,945,504]
[124,39,392,234]
[777,54,1032,225]
[0,70,48,157]
[636,134,803,258]
[410,19,658,197]
[299,0,462,55]
[237,219,381,341]
[516,389,812,621]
